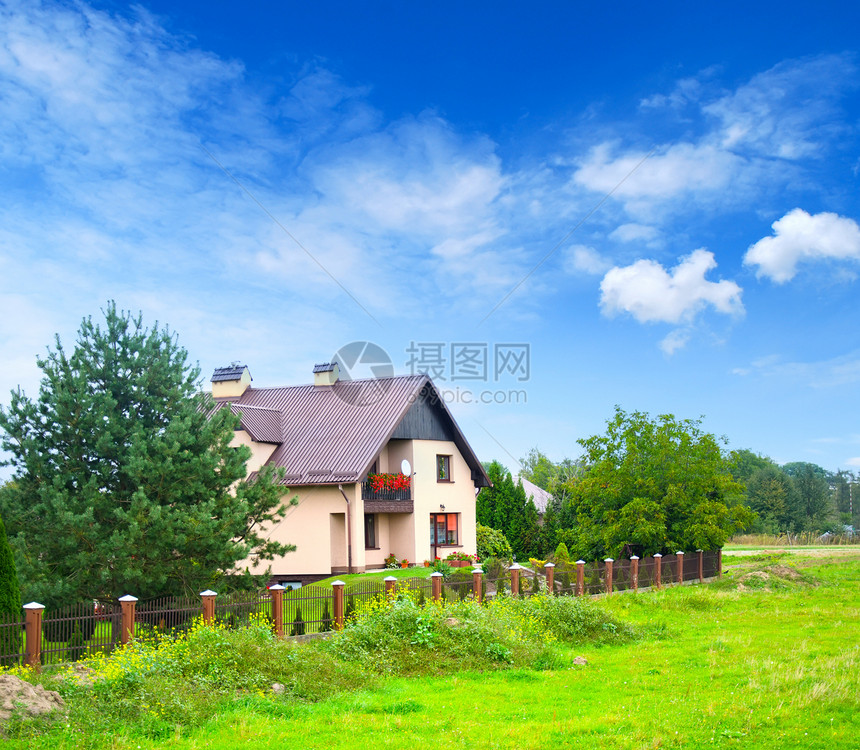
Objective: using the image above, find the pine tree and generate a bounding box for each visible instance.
[319,600,332,632]
[290,606,305,636]
[0,512,22,664]
[0,303,293,609]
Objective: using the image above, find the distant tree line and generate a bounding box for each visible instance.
[477,407,856,563]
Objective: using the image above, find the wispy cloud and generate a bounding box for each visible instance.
[733,350,860,388]
[570,54,857,221]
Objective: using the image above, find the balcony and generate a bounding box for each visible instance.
[362,478,413,513]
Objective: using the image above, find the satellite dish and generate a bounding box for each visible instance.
[400,459,412,476]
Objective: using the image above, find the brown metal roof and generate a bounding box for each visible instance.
[214,374,490,487]
[228,403,283,443]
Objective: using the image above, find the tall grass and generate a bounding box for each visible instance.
[730,531,859,546]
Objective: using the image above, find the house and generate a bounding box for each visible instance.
[211,363,491,584]
[512,475,554,517]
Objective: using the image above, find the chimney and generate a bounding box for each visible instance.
[313,362,340,386]
[211,363,252,398]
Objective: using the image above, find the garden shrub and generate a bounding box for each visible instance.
[477,524,514,561]
[0,514,21,664]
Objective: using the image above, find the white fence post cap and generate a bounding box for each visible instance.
[630,555,639,560]
[677,551,684,555]
[430,572,443,578]
[654,553,662,558]
[118,595,138,602]
[331,580,345,587]
[604,558,614,563]
[472,567,483,573]
[509,563,522,570]
[268,584,285,591]
[544,562,555,568]
[200,589,217,597]
[384,576,397,582]
[575,560,586,565]
[23,602,45,610]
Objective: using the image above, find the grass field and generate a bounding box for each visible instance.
[5,549,859,749]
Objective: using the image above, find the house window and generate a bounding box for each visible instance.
[430,513,458,547]
[364,514,377,549]
[436,454,452,482]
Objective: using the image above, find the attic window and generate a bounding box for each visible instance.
[437,455,451,482]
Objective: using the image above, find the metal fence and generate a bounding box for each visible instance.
[2,550,722,666]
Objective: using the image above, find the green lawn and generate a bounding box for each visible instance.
[6,550,859,749]
[163,552,858,749]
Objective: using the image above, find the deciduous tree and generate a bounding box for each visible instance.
[563,407,753,559]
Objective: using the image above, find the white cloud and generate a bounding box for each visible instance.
[570,55,856,220]
[732,350,860,388]
[744,209,860,283]
[600,249,744,324]
[609,223,659,243]
[573,142,739,202]
[564,245,610,275]
[704,54,855,159]
[659,329,691,356]
[845,457,860,468]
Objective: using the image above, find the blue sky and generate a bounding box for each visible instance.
[1,0,859,476]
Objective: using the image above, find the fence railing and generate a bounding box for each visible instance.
[2,549,721,668]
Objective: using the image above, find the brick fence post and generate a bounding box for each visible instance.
[431,572,443,603]
[630,556,639,592]
[697,549,704,583]
[332,581,345,630]
[677,551,684,585]
[718,548,723,578]
[575,560,585,596]
[200,590,217,625]
[604,558,614,595]
[118,595,138,645]
[384,576,397,598]
[509,563,521,597]
[268,585,285,638]
[472,568,483,603]
[654,553,662,589]
[544,562,555,595]
[23,602,44,670]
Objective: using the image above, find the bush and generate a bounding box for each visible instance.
[477,524,514,561]
[290,606,305,636]
[0,514,21,664]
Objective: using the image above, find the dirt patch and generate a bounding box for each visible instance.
[0,674,66,724]
[768,565,803,580]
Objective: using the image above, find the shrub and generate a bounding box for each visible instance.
[0,514,21,664]
[290,606,305,636]
[477,524,513,561]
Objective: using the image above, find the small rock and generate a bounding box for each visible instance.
[271,683,285,695]
[572,656,588,666]
[443,617,461,627]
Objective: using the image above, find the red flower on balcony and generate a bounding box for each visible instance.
[368,473,411,492]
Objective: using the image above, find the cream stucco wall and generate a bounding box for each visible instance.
[244,482,366,577]
[410,439,477,562]
[231,430,277,473]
